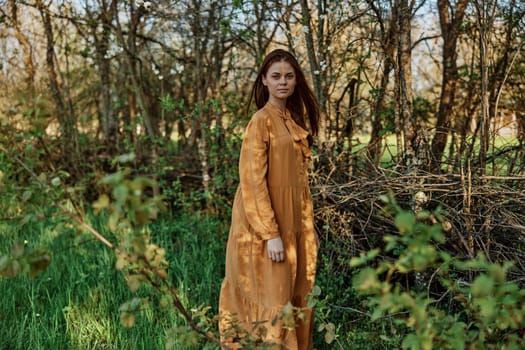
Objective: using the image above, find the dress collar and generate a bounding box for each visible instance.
[265,101,291,120]
[264,101,312,161]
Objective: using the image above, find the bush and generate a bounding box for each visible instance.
[351,195,525,350]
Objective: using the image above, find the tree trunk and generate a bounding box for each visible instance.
[475,0,492,177]
[395,0,415,167]
[7,1,35,96]
[36,0,78,163]
[431,0,468,171]
[366,0,397,163]
[93,0,118,155]
[486,0,521,174]
[300,0,327,144]
[112,1,158,142]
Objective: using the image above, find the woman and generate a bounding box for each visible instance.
[219,49,320,350]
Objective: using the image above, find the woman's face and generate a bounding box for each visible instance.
[262,60,297,103]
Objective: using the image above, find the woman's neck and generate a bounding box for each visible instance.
[268,97,286,113]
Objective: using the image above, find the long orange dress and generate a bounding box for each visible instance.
[219,102,318,350]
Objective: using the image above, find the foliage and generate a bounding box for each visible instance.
[0,152,223,347]
[0,209,227,349]
[351,194,525,350]
[0,152,340,349]
[0,242,51,279]
[0,147,71,279]
[314,236,403,349]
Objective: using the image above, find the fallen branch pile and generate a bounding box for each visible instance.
[311,161,525,283]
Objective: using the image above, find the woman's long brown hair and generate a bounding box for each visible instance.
[248,49,320,137]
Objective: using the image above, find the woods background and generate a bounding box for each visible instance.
[1,0,524,349]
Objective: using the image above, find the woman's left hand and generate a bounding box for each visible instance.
[267,237,285,262]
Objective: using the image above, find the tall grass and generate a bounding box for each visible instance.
[0,212,228,350]
[1,210,400,349]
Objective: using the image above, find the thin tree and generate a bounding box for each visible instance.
[366,0,398,163]
[2,1,36,97]
[395,0,416,167]
[36,0,79,166]
[431,0,469,171]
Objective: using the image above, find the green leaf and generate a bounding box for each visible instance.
[413,253,430,271]
[38,173,47,183]
[28,252,51,278]
[115,255,127,270]
[159,295,171,309]
[22,190,32,202]
[401,333,420,350]
[120,312,136,328]
[349,256,364,267]
[92,194,110,211]
[108,210,120,232]
[446,322,466,349]
[113,184,129,204]
[307,285,321,308]
[171,325,199,346]
[370,307,383,322]
[101,170,127,186]
[378,194,390,203]
[310,285,321,297]
[471,275,494,297]
[395,211,415,234]
[0,256,9,270]
[307,297,317,308]
[476,298,497,320]
[11,243,25,258]
[281,302,295,328]
[21,214,34,225]
[353,267,379,292]
[429,224,444,243]
[51,177,61,187]
[367,248,380,259]
[114,153,135,164]
[415,211,431,220]
[323,322,336,344]
[127,275,142,292]
[488,264,506,282]
[129,297,142,310]
[0,259,21,278]
[385,238,398,252]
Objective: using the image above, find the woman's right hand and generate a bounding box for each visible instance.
[267,237,284,262]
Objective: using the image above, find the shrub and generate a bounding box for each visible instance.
[351,194,525,350]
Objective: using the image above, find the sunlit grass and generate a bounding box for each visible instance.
[347,134,521,174]
[1,209,403,349]
[0,213,227,349]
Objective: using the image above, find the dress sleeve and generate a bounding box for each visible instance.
[239,113,280,240]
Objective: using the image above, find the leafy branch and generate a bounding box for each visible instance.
[351,194,525,349]
[0,150,226,348]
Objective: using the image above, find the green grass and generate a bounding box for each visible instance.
[349,134,522,174]
[0,213,228,350]
[1,209,403,350]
